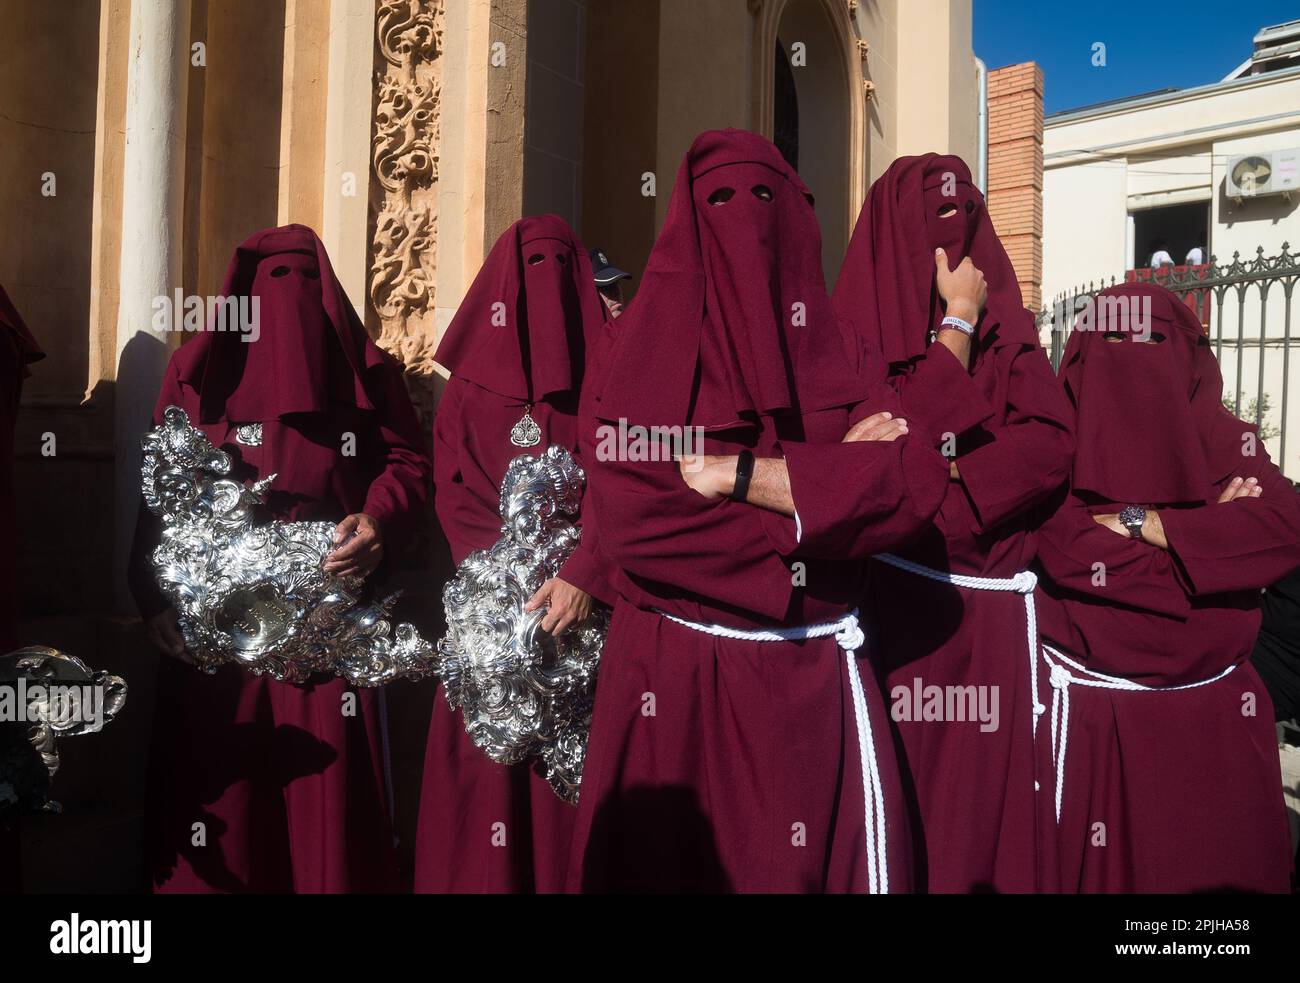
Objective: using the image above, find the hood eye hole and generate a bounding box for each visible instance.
[303,267,320,280]
[751,185,773,202]
[527,253,545,266]
[936,203,958,218]
[707,187,735,205]
[1103,331,1125,342]
[1145,331,1166,344]
[270,265,291,278]
[556,253,568,265]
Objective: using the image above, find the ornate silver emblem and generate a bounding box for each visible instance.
[235,422,263,446]
[436,445,608,803]
[1,647,128,816]
[139,405,434,687]
[509,405,542,448]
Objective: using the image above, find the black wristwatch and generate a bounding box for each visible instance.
[731,450,755,503]
[1118,505,1146,540]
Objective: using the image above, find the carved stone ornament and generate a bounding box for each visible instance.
[369,1,444,432]
[370,204,434,321]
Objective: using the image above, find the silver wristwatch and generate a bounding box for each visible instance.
[1118,505,1146,540]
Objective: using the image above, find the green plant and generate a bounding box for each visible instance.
[1222,391,1282,442]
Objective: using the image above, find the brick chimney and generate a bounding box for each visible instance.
[986,62,1043,310]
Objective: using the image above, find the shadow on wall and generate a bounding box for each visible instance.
[1218,176,1300,231]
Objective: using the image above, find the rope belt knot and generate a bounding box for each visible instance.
[835,619,865,653]
[1011,570,1038,594]
[655,607,888,894]
[873,552,1044,738]
[1048,662,1072,691]
[1040,644,1238,823]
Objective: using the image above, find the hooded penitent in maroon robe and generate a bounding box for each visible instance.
[566,129,951,893]
[832,155,1074,892]
[0,282,42,654]
[417,215,612,893]
[1,282,43,895]
[1034,282,1299,893]
[127,225,430,893]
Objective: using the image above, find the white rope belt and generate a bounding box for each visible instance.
[872,553,1043,743]
[656,608,888,894]
[1040,644,1238,824]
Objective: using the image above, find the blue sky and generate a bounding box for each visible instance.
[974,1,1300,115]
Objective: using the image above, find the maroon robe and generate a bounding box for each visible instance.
[1,282,43,894]
[567,130,951,892]
[417,216,611,893]
[1035,283,1299,893]
[834,155,1074,892]
[0,282,43,653]
[128,226,430,893]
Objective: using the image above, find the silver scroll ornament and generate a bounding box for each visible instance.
[140,405,434,687]
[0,647,128,816]
[436,445,608,804]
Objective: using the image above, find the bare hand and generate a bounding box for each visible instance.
[324,513,384,578]
[678,454,736,499]
[843,412,909,443]
[1217,476,1261,503]
[525,577,593,635]
[934,248,988,323]
[147,607,194,665]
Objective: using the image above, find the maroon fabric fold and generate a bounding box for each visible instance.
[434,214,606,402]
[1,281,39,654]
[0,281,44,376]
[834,154,1038,368]
[595,129,868,430]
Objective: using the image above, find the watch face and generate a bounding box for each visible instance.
[1119,505,1145,532]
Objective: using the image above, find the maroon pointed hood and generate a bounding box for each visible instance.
[434,214,607,402]
[1062,282,1249,505]
[172,224,387,423]
[834,153,1039,369]
[595,128,867,429]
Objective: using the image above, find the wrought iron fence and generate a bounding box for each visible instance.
[1037,243,1300,476]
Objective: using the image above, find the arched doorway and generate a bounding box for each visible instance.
[773,39,799,170]
[753,0,864,289]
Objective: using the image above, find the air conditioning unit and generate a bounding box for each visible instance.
[1226,149,1300,201]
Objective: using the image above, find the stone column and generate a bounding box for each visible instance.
[112,0,192,612]
[322,0,378,314]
